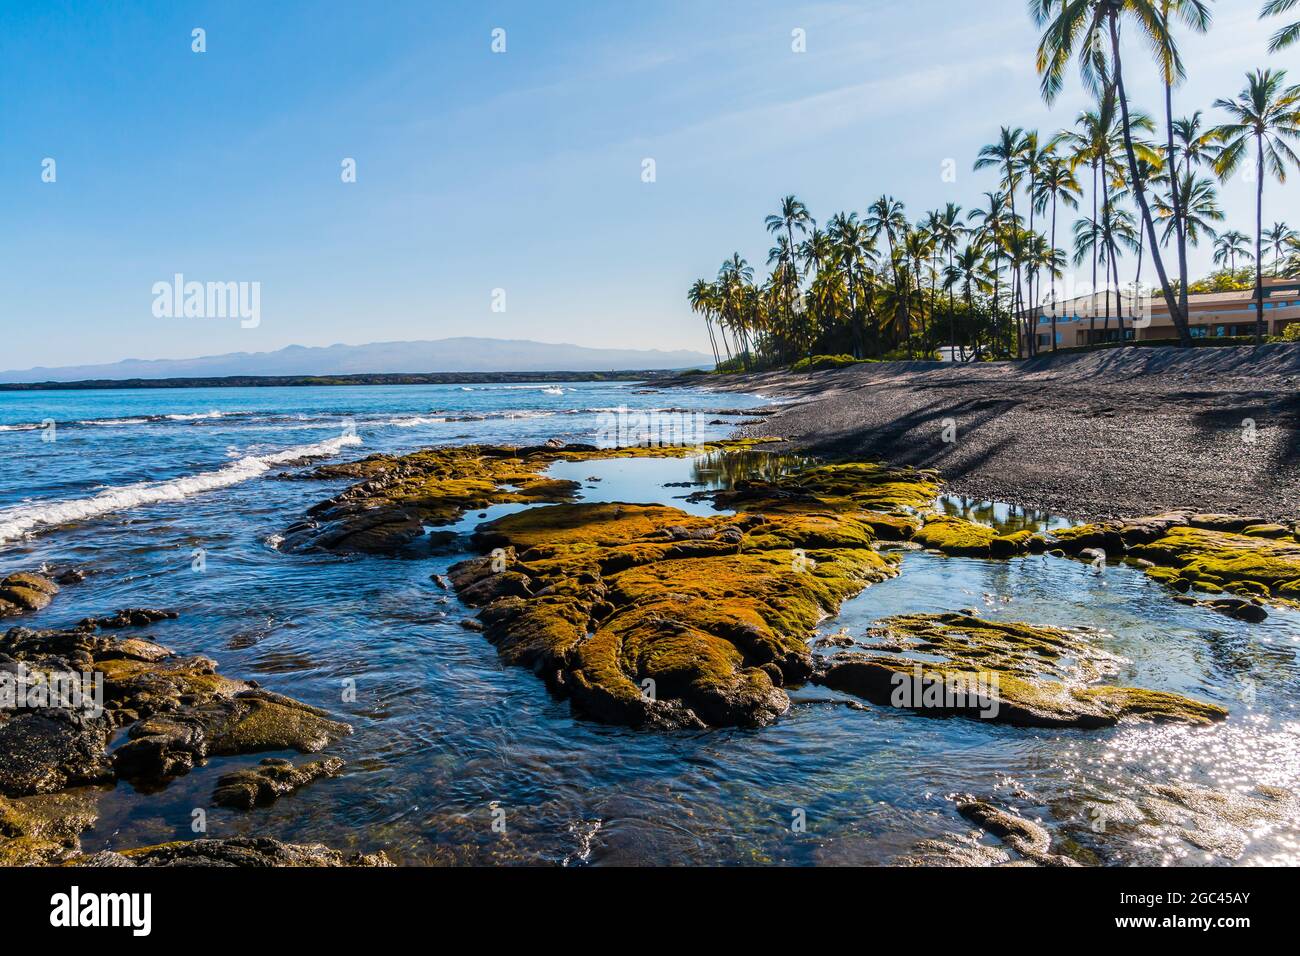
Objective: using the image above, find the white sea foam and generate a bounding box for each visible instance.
[0,434,362,545]
[381,415,447,427]
[164,410,226,421]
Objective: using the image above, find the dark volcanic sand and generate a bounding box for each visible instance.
[680,344,1300,522]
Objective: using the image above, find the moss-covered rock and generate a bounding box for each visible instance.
[0,789,102,866]
[453,496,900,729]
[813,612,1226,729]
[1129,526,1300,604]
[1,622,350,793]
[913,515,999,556]
[696,460,939,516]
[212,756,345,809]
[283,440,783,554]
[0,572,59,618]
[70,837,392,867]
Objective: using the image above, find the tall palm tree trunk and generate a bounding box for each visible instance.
[1050,193,1059,351]
[1165,79,1191,329]
[1090,160,1099,345]
[1254,131,1266,344]
[1106,11,1192,346]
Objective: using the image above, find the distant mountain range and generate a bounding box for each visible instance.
[0,338,714,384]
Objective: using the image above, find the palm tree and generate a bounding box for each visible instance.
[1034,153,1081,347]
[1154,173,1223,247]
[718,254,756,364]
[1265,222,1298,274]
[1018,132,1053,322]
[1152,1,1213,340]
[688,279,723,366]
[866,196,910,351]
[1073,205,1139,338]
[945,243,994,359]
[1172,111,1223,177]
[797,228,835,284]
[1027,233,1068,351]
[976,129,1030,333]
[1211,69,1300,343]
[929,204,967,357]
[1213,230,1253,275]
[1263,0,1300,52]
[1032,0,1196,346]
[904,225,935,350]
[765,195,814,335]
[976,127,1028,221]
[865,196,907,285]
[827,212,876,357]
[969,192,1016,356]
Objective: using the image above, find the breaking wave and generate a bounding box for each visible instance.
[0,434,362,545]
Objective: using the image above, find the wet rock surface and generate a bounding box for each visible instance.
[282,439,778,555]
[0,615,354,864]
[447,455,932,728]
[212,756,345,809]
[813,612,1227,728]
[0,788,103,866]
[900,798,1077,867]
[76,608,180,631]
[72,837,393,867]
[0,572,59,618]
[1045,515,1300,607]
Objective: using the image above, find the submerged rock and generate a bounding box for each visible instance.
[0,622,350,791]
[956,800,1079,866]
[1172,594,1268,623]
[903,798,1078,867]
[212,756,344,809]
[72,837,392,868]
[0,572,59,618]
[812,612,1226,729]
[0,618,355,864]
[76,608,179,631]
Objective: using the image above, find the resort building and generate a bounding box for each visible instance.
[1026,276,1300,350]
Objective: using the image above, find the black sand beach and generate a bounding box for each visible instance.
[682,345,1300,522]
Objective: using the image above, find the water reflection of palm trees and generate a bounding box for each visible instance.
[938,495,1068,534]
[690,450,815,490]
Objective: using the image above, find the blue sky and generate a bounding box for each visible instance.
[1,0,1294,369]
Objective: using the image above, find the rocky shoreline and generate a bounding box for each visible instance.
[0,572,379,867]
[5,432,1296,866]
[276,440,1280,734]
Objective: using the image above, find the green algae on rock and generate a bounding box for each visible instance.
[0,788,103,866]
[213,756,345,810]
[453,499,901,729]
[0,615,353,863]
[1128,526,1300,604]
[283,439,785,554]
[692,459,939,519]
[813,612,1227,729]
[71,837,393,868]
[0,572,59,618]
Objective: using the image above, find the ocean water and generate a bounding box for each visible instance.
[1,383,1297,866]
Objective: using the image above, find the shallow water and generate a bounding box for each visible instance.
[1,384,1297,866]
